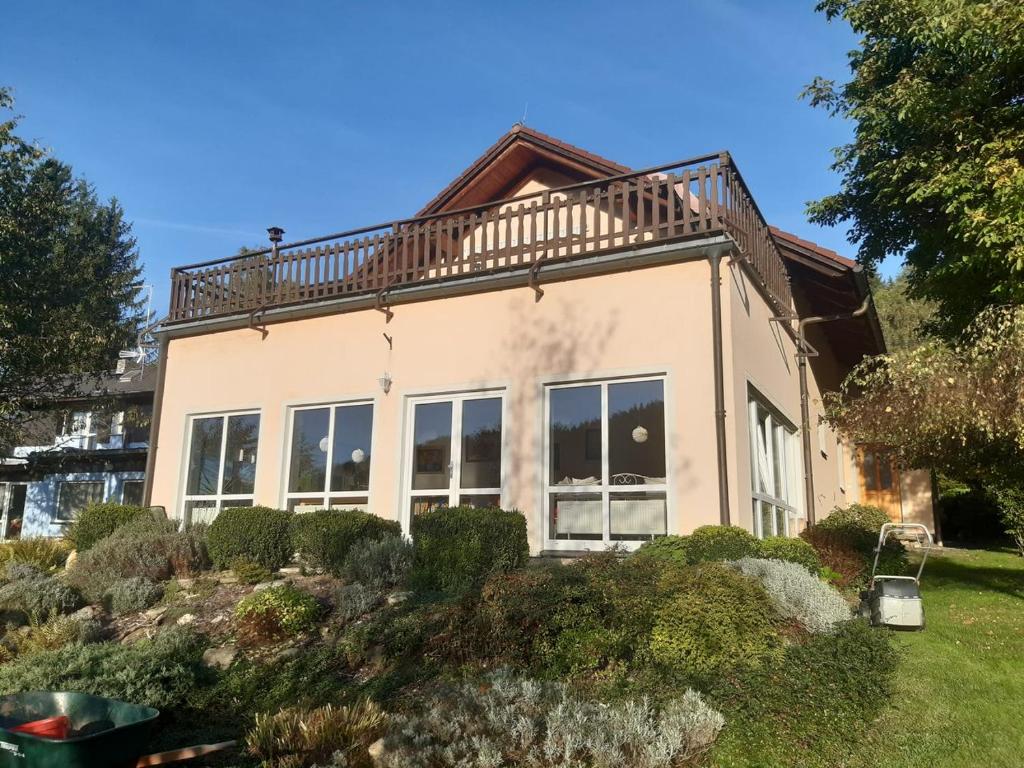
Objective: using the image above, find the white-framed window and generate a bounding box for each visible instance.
[56,480,105,523]
[284,401,374,513]
[544,376,668,549]
[182,411,260,524]
[748,391,801,538]
[404,391,505,521]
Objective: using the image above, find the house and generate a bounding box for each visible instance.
[144,126,935,551]
[0,367,155,539]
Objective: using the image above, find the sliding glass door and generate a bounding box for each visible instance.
[406,392,504,517]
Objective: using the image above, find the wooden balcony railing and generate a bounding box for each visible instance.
[166,152,791,324]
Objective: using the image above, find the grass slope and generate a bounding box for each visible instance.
[848,546,1024,768]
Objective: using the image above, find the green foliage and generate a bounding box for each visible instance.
[207,506,293,571]
[801,526,870,589]
[410,506,529,593]
[232,557,273,585]
[757,536,822,573]
[0,537,72,572]
[804,0,1024,336]
[291,509,400,577]
[105,577,164,616]
[65,503,149,552]
[0,88,144,448]
[0,565,81,621]
[936,478,1005,543]
[632,535,691,565]
[246,700,385,768]
[67,516,207,603]
[804,504,908,588]
[709,619,898,767]
[869,270,937,351]
[14,614,101,657]
[335,583,384,625]
[992,484,1024,556]
[816,504,892,552]
[343,534,413,589]
[235,585,322,642]
[0,628,206,710]
[686,525,760,563]
[651,562,782,678]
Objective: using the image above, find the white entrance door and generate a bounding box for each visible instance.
[404,392,504,523]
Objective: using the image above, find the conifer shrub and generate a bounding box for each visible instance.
[757,536,823,573]
[686,525,760,563]
[65,502,150,552]
[290,509,400,577]
[207,506,293,571]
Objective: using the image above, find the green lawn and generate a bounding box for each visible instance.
[846,546,1024,768]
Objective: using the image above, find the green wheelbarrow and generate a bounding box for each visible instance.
[0,692,236,768]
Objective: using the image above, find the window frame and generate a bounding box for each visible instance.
[282,399,376,512]
[180,409,262,522]
[121,479,146,506]
[543,374,670,551]
[56,480,106,523]
[747,390,801,538]
[400,388,507,533]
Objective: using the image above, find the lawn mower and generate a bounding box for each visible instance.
[860,522,933,631]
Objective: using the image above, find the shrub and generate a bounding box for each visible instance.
[235,585,321,643]
[65,503,149,552]
[728,557,851,634]
[105,577,164,616]
[343,534,413,589]
[246,700,385,768]
[335,583,383,624]
[291,509,400,577]
[708,619,898,766]
[231,557,273,585]
[993,484,1024,556]
[380,671,724,768]
[0,538,72,572]
[757,536,822,573]
[0,568,81,621]
[815,504,891,554]
[651,562,781,677]
[800,527,867,588]
[207,506,293,571]
[410,506,528,593]
[67,517,207,603]
[15,614,101,657]
[804,504,909,587]
[632,535,690,565]
[0,628,206,710]
[686,525,760,563]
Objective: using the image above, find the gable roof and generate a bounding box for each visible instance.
[417,124,632,216]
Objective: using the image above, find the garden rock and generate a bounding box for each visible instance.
[176,613,196,626]
[368,737,386,767]
[202,645,238,670]
[70,605,97,622]
[387,591,412,606]
[253,579,288,592]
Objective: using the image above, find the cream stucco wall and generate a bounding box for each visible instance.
[150,259,726,553]
[723,260,850,532]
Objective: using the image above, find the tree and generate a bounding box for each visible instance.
[0,88,143,448]
[868,269,936,351]
[827,304,1024,551]
[804,0,1024,337]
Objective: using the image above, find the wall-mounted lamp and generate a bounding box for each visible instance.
[378,373,393,395]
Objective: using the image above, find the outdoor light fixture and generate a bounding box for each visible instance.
[267,226,285,244]
[378,373,393,394]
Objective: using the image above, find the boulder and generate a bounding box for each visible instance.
[176,613,196,626]
[202,645,238,670]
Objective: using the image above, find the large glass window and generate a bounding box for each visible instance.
[748,392,800,537]
[406,393,503,517]
[56,481,105,523]
[183,411,260,523]
[285,402,373,512]
[546,377,667,547]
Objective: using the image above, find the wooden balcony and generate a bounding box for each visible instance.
[166,152,791,325]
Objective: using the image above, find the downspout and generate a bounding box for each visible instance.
[797,296,870,525]
[709,249,730,525]
[141,334,169,508]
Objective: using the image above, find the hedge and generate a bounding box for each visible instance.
[410,506,529,594]
[290,509,400,577]
[65,503,150,552]
[207,507,293,571]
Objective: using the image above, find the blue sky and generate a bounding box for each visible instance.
[2,0,897,314]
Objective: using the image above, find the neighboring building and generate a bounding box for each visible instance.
[0,368,155,539]
[146,126,935,552]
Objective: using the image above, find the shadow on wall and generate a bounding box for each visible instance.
[492,284,693,525]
